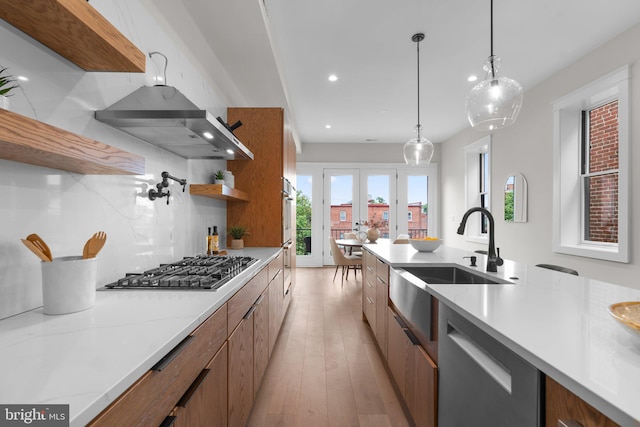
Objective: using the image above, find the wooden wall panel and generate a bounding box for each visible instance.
[227,108,284,247]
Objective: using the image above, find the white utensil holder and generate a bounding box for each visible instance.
[41,256,97,315]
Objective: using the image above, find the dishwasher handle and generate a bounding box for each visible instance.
[447,320,512,394]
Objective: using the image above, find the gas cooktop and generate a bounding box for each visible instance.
[103,255,258,290]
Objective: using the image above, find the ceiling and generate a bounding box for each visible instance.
[153,0,640,147]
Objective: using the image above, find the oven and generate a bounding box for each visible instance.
[282,177,293,245]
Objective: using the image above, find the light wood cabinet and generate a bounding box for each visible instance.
[362,252,389,361]
[173,342,228,427]
[362,251,377,328]
[375,258,389,360]
[226,107,296,247]
[408,345,437,427]
[546,377,619,427]
[386,306,437,427]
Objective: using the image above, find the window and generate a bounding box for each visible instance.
[339,210,346,222]
[464,136,491,243]
[408,211,413,222]
[552,65,629,262]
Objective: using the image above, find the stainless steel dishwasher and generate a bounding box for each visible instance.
[438,303,542,427]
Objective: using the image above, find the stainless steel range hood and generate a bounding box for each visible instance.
[95,86,254,160]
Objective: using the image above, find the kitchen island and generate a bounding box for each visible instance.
[0,247,281,427]
[364,240,640,426]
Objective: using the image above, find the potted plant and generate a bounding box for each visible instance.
[0,67,17,110]
[214,170,225,185]
[228,225,249,249]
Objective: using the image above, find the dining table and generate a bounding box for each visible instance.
[335,238,364,256]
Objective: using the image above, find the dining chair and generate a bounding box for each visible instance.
[328,237,362,286]
[342,232,363,256]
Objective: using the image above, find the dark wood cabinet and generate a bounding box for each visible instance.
[227,107,296,248]
[253,291,270,398]
[228,308,254,427]
[173,343,228,427]
[546,377,619,427]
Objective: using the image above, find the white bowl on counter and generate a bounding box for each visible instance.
[409,239,442,252]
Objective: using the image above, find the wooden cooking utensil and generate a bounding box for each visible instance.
[26,234,52,262]
[21,239,52,262]
[83,231,107,259]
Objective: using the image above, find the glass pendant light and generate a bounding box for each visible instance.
[465,0,523,131]
[404,33,434,166]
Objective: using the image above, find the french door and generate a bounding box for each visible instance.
[323,169,360,265]
[296,162,438,267]
[322,168,396,265]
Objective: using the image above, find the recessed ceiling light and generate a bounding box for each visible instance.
[16,75,28,82]
[226,149,234,155]
[328,75,338,82]
[203,131,214,139]
[325,124,332,129]
[467,75,478,82]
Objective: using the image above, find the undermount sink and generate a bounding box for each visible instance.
[403,266,512,285]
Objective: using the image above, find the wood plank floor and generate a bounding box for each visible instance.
[248,267,411,427]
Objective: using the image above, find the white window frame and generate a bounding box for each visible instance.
[339,210,347,222]
[552,65,629,263]
[408,211,413,222]
[464,135,491,244]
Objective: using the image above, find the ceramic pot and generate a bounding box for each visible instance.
[0,95,9,110]
[367,228,379,243]
[230,239,244,249]
[215,179,225,185]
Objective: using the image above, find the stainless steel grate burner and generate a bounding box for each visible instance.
[104,255,258,290]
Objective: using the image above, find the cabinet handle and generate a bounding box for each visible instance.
[558,421,583,427]
[177,369,211,408]
[367,296,374,305]
[254,294,264,306]
[377,276,386,285]
[151,335,195,372]
[243,304,257,320]
[158,416,176,427]
[393,314,419,345]
[402,325,420,346]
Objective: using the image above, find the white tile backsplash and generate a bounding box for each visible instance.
[0,1,230,319]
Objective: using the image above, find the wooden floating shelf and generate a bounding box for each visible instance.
[0,0,145,72]
[0,109,145,175]
[189,184,249,202]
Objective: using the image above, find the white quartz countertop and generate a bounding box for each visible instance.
[365,240,640,426]
[0,247,280,427]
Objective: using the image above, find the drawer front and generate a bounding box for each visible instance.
[228,267,269,335]
[364,287,376,329]
[268,251,283,283]
[376,258,389,284]
[193,303,228,363]
[89,307,227,427]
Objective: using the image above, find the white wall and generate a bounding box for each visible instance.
[0,1,232,319]
[297,142,441,164]
[440,22,640,289]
